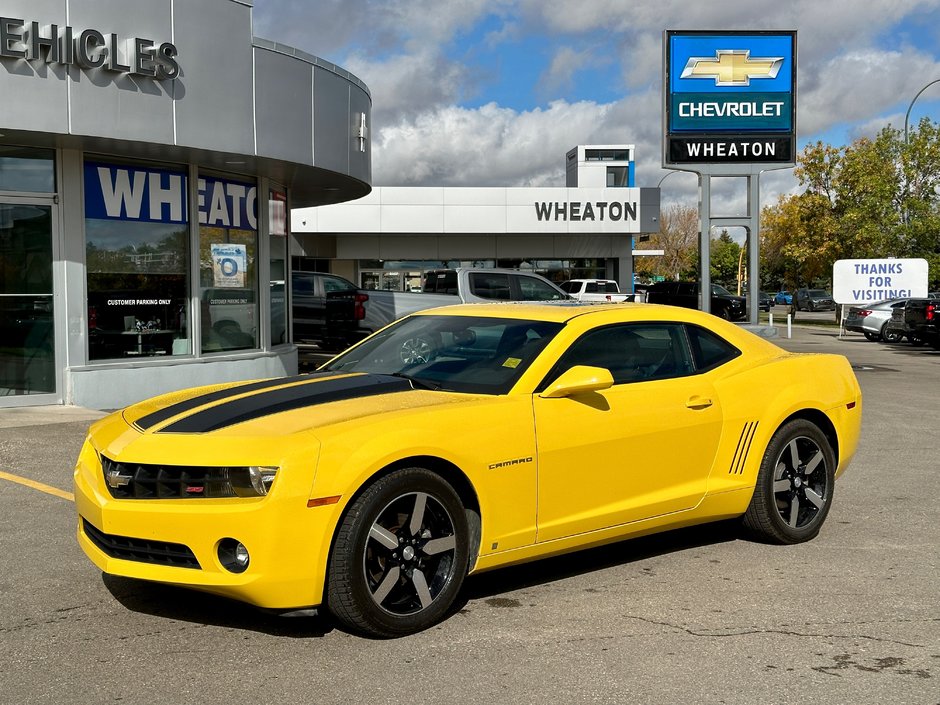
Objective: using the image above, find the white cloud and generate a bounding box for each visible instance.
[373,100,616,186]
[250,0,940,206]
[538,46,598,97]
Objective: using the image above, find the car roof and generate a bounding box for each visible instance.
[409,301,787,356]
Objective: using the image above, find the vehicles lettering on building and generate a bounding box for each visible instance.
[0,16,179,79]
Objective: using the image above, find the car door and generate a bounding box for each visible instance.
[532,322,723,543]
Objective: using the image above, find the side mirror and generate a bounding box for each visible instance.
[539,365,614,399]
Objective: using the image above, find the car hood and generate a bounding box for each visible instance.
[120,372,467,438]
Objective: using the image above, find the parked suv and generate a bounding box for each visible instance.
[645,281,746,321]
[795,288,836,312]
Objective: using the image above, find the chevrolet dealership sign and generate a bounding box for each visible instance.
[664,31,796,166]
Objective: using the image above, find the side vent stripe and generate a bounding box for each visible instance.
[729,421,759,475]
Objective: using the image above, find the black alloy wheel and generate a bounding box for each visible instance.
[327,468,469,637]
[881,323,902,343]
[743,419,836,544]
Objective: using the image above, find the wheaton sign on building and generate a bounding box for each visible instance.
[664,30,796,167]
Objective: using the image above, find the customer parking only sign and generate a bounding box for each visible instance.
[832,258,929,305]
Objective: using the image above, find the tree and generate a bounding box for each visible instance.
[710,230,740,288]
[635,203,699,281]
[761,119,940,292]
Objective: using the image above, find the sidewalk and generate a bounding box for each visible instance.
[0,405,107,429]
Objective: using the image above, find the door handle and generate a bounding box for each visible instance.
[686,396,713,409]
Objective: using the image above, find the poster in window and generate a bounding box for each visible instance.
[211,243,247,287]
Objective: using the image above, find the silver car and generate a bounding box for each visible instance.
[845,298,909,342]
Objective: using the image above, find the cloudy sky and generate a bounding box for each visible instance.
[252,0,940,209]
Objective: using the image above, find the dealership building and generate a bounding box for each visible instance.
[292,145,660,295]
[0,0,371,409]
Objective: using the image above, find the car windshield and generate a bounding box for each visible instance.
[808,290,828,296]
[323,315,564,394]
[711,284,732,296]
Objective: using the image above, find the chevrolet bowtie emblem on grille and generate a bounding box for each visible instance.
[681,50,783,86]
[106,468,132,488]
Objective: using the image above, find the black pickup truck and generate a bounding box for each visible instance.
[645,281,747,321]
[903,297,940,349]
[291,271,369,351]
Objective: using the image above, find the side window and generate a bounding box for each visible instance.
[677,282,695,296]
[424,271,458,294]
[292,273,313,295]
[322,275,355,293]
[541,323,693,388]
[560,281,576,293]
[585,281,599,293]
[686,325,741,371]
[515,275,565,301]
[469,272,512,300]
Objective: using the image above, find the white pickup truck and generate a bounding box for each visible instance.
[333,268,569,337]
[559,279,633,302]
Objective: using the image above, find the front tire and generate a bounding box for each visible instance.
[742,419,836,544]
[327,468,469,637]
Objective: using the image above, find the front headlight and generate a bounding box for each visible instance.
[233,466,278,497]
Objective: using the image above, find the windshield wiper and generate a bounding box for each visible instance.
[388,372,443,391]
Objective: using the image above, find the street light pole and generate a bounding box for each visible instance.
[904,78,940,143]
[902,79,939,226]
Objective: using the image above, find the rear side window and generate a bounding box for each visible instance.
[686,325,741,371]
[424,271,458,294]
[322,275,356,293]
[469,272,512,300]
[560,281,577,293]
[516,275,565,301]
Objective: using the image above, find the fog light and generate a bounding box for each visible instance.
[218,538,250,573]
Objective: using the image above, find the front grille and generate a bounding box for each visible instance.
[101,456,239,499]
[82,518,200,569]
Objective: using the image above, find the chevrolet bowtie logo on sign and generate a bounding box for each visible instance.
[664,30,796,166]
[681,50,784,86]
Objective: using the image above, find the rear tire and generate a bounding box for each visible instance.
[881,323,902,343]
[863,331,880,342]
[742,419,836,545]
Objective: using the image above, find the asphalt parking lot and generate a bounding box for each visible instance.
[0,324,937,705]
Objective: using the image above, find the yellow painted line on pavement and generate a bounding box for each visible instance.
[0,469,74,502]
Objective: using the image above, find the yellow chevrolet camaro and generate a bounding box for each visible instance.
[74,302,862,637]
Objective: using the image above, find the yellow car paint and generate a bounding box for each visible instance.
[74,301,862,613]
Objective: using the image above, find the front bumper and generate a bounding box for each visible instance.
[73,430,341,610]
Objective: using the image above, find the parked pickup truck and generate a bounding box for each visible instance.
[902,297,940,349]
[645,281,747,321]
[560,279,633,302]
[291,271,369,351]
[331,268,569,337]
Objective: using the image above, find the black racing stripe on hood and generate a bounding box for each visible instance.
[157,374,415,434]
[134,372,342,431]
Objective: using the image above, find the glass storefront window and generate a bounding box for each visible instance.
[0,146,55,193]
[84,160,190,360]
[0,204,54,395]
[198,173,259,353]
[269,187,288,346]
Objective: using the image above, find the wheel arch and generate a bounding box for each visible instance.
[775,408,840,468]
[325,455,483,580]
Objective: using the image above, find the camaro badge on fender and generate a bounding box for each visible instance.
[488,457,533,470]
